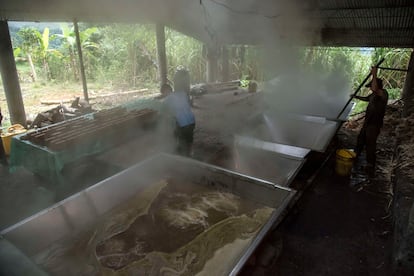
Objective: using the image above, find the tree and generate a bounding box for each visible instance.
[38,27,52,80]
[16,27,41,81]
[57,23,100,81]
[16,26,63,81]
[165,28,205,83]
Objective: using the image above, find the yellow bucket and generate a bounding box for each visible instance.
[1,124,27,156]
[335,149,356,176]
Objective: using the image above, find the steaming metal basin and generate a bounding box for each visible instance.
[0,153,295,276]
[234,135,310,186]
[246,111,340,152]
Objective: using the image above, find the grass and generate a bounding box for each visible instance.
[0,62,163,130]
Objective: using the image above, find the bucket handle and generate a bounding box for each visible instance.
[343,150,355,159]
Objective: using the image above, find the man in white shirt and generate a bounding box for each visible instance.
[163,67,195,156]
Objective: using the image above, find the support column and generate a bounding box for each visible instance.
[156,24,168,87]
[221,45,230,82]
[206,46,218,83]
[403,50,414,117]
[0,21,26,125]
[74,20,89,102]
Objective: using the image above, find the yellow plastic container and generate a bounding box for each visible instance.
[1,124,27,156]
[335,149,356,176]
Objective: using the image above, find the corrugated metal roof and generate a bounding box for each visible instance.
[0,0,413,47]
[317,1,414,47]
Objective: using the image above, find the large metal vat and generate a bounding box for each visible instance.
[234,135,309,186]
[244,111,340,152]
[0,153,295,276]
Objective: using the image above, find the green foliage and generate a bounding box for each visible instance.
[349,48,409,117]
[352,101,369,116]
[53,23,101,82]
[302,47,372,90]
[13,47,22,58]
[165,28,205,83]
[42,28,50,51]
[229,46,261,81]
[16,27,41,54]
[372,48,410,97]
[9,23,412,98]
[387,88,402,100]
[240,79,250,88]
[14,26,62,80]
[95,24,157,88]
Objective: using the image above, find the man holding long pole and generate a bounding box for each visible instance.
[351,67,389,177]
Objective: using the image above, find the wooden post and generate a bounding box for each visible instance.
[402,51,414,117]
[0,21,26,125]
[74,20,89,102]
[156,24,168,87]
[206,46,218,82]
[222,45,230,82]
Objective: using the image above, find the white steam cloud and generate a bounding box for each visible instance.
[198,0,351,122]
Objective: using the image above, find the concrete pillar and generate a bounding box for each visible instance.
[206,46,218,83]
[221,46,230,82]
[0,21,26,125]
[402,50,414,117]
[156,24,168,87]
[74,20,89,102]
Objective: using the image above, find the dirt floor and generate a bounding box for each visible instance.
[1,91,414,275]
[266,147,393,276]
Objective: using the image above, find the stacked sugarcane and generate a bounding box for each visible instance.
[22,107,157,151]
